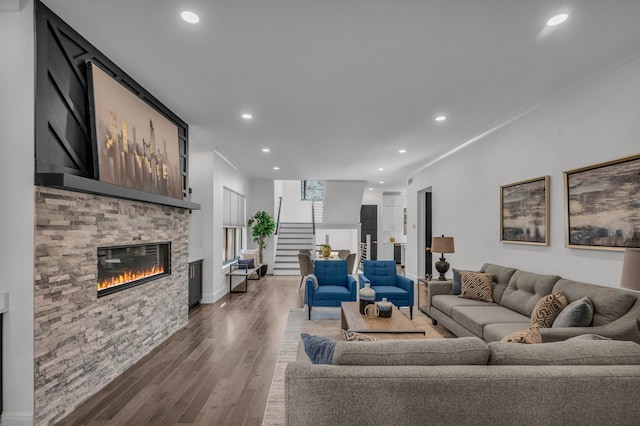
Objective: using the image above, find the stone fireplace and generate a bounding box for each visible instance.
[34,186,189,425]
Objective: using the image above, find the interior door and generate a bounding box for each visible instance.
[360,205,378,260]
[425,192,432,277]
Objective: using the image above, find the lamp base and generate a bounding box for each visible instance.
[435,256,450,281]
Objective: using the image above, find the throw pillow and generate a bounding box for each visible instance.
[300,333,337,364]
[552,296,594,328]
[340,329,379,341]
[501,326,542,344]
[237,258,255,269]
[458,272,494,303]
[306,274,319,291]
[530,291,568,328]
[566,334,611,341]
[451,268,477,295]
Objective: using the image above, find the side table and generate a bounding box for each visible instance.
[417,278,452,316]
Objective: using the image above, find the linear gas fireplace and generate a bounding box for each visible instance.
[97,242,171,297]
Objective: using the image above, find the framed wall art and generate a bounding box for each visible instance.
[564,154,640,250]
[87,61,183,199]
[501,176,550,245]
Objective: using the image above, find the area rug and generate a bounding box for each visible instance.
[261,307,455,425]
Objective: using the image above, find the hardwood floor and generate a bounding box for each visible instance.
[57,274,303,426]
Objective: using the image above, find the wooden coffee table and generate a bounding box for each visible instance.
[340,302,426,340]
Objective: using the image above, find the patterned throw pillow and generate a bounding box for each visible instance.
[501,326,542,344]
[459,272,494,303]
[340,329,379,341]
[530,291,568,328]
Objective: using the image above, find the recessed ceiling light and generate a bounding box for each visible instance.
[398,149,406,154]
[379,181,384,184]
[547,13,568,26]
[262,148,270,152]
[369,188,374,191]
[181,10,200,24]
[378,168,384,171]
[435,115,447,122]
[241,113,253,120]
[273,166,280,170]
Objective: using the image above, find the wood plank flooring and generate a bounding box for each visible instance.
[57,274,303,426]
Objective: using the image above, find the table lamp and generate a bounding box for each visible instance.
[431,235,455,281]
[620,248,640,291]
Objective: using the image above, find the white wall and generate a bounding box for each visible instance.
[0,1,35,424]
[406,55,640,288]
[188,145,252,302]
[248,179,276,270]
[322,180,366,225]
[278,180,311,222]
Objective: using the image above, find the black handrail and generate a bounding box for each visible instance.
[275,196,283,235]
[311,197,316,236]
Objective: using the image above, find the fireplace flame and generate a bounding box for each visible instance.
[97,265,165,290]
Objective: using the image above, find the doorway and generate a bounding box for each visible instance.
[360,205,378,260]
[424,192,432,277]
[417,188,432,278]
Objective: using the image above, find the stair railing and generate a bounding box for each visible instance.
[275,196,283,235]
[311,196,316,237]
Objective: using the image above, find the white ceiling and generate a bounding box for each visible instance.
[42,0,640,191]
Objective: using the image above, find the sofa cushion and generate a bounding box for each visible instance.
[432,295,495,317]
[484,322,538,343]
[451,305,530,338]
[459,272,494,302]
[553,279,637,326]
[301,333,337,364]
[488,340,640,365]
[451,268,474,295]
[312,285,352,301]
[480,263,518,304]
[333,337,489,366]
[501,326,542,344]
[530,291,568,328]
[553,296,594,328]
[500,271,561,316]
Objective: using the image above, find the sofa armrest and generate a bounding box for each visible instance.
[396,275,413,293]
[426,281,453,315]
[347,275,357,299]
[541,318,640,344]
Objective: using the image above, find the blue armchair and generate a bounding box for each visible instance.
[306,259,357,320]
[359,260,414,319]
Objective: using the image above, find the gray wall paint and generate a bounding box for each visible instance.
[407,55,640,287]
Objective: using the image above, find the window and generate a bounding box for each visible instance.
[301,180,325,201]
[223,187,246,264]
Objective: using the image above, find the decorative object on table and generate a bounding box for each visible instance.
[431,235,455,280]
[247,211,276,264]
[359,282,376,314]
[620,248,640,291]
[321,243,332,259]
[389,237,395,243]
[564,154,640,250]
[377,297,393,318]
[364,303,380,318]
[500,176,550,246]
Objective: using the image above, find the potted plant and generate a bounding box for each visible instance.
[247,211,276,270]
[321,243,332,258]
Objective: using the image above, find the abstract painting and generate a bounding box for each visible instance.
[501,176,550,245]
[564,154,640,250]
[88,62,182,199]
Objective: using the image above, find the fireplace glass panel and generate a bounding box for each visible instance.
[97,242,170,297]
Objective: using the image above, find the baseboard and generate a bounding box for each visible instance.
[1,412,34,426]
[201,292,216,304]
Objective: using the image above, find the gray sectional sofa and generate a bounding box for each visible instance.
[285,337,640,425]
[426,263,640,343]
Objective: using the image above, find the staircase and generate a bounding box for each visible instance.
[272,222,315,275]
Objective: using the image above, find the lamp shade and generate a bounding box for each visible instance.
[621,248,640,291]
[431,236,455,254]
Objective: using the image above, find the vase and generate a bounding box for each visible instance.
[377,297,393,318]
[359,283,376,314]
[322,247,331,258]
